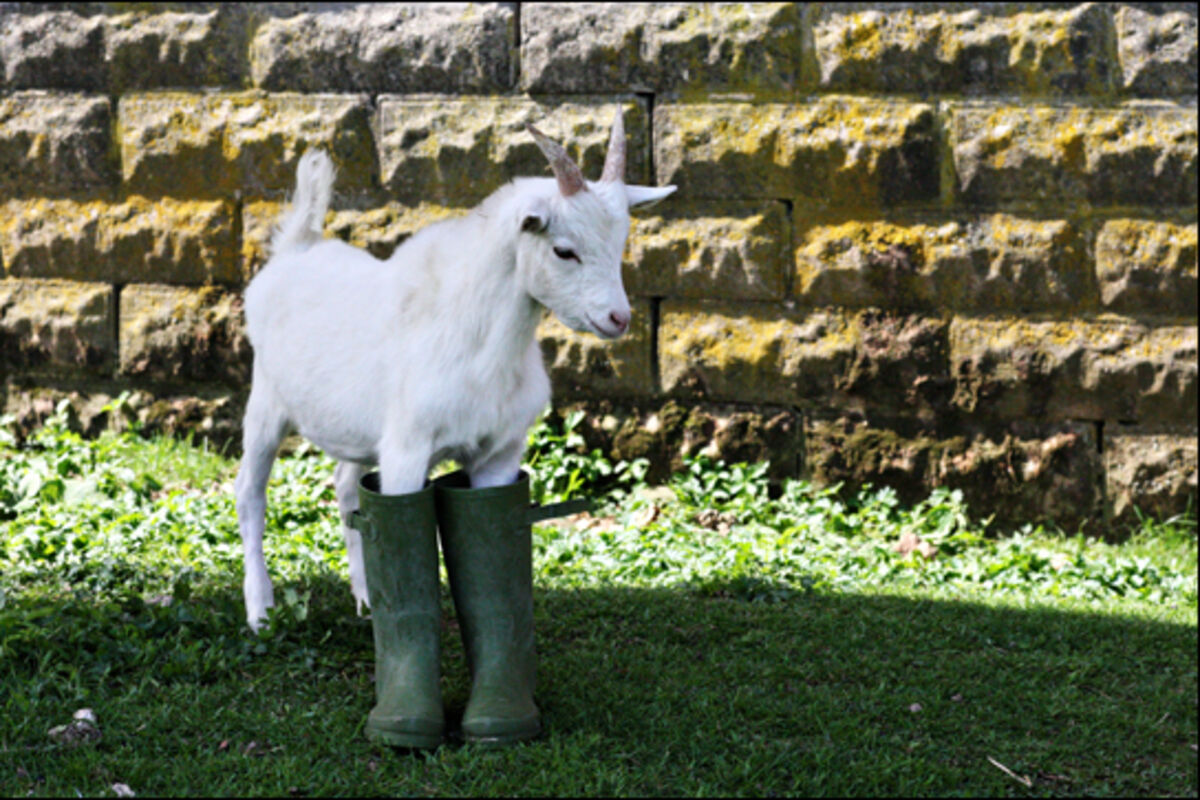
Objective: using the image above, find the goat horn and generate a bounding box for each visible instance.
[526,123,586,197]
[600,107,626,183]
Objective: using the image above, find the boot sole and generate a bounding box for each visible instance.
[366,721,443,750]
[462,717,542,748]
[463,732,540,748]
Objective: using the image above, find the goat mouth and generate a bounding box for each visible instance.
[585,315,622,339]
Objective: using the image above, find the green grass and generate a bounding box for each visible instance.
[1,405,1196,796]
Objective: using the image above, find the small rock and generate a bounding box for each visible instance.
[48,718,102,746]
[579,514,617,533]
[242,740,277,756]
[631,503,660,528]
[112,783,136,797]
[908,703,923,713]
[635,485,676,505]
[894,531,938,559]
[695,508,736,533]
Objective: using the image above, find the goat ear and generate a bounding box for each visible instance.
[519,197,550,233]
[625,184,677,209]
[521,213,548,233]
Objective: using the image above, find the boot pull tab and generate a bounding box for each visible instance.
[523,497,593,526]
[349,509,378,541]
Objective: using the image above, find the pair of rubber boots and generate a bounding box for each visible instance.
[350,469,581,749]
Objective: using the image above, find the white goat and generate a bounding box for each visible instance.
[235,111,675,629]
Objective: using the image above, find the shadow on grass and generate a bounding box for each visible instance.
[1,572,1196,796]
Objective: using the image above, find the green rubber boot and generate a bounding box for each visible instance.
[433,470,545,746]
[351,472,443,749]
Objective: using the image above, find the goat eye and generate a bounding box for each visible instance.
[553,246,581,263]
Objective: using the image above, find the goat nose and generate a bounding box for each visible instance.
[609,310,629,334]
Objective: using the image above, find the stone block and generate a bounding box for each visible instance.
[934,422,1104,535]
[807,418,1103,533]
[241,201,467,277]
[813,4,1114,95]
[624,201,789,301]
[794,214,1093,313]
[119,92,374,199]
[118,284,249,385]
[1,10,106,90]
[838,311,953,432]
[0,93,114,196]
[950,318,1197,424]
[1104,424,1198,527]
[0,200,100,284]
[377,95,650,200]
[543,398,804,484]
[130,388,244,447]
[1095,219,1197,317]
[537,299,655,399]
[661,305,951,424]
[663,307,951,429]
[2,198,237,285]
[105,7,247,90]
[377,96,651,205]
[1,6,248,91]
[520,2,803,95]
[950,104,1197,207]
[1115,5,1197,96]
[249,3,514,92]
[658,300,858,405]
[1,382,243,447]
[805,418,941,506]
[2,383,118,440]
[654,99,938,206]
[100,198,237,285]
[0,278,114,374]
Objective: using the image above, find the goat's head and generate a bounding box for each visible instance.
[514,110,675,340]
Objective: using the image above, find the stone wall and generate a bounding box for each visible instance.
[0,2,1195,533]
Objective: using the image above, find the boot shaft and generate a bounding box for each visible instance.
[354,472,444,747]
[434,470,536,680]
[355,472,441,612]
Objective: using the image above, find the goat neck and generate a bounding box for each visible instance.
[391,188,543,378]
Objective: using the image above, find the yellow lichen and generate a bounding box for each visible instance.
[659,303,857,399]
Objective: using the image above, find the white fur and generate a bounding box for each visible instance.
[235,146,675,630]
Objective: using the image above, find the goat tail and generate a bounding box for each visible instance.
[270,149,335,257]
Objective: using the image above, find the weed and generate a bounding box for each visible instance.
[524,409,647,505]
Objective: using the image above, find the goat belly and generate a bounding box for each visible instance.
[244,242,396,455]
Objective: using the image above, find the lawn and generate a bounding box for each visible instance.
[1,404,1196,796]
